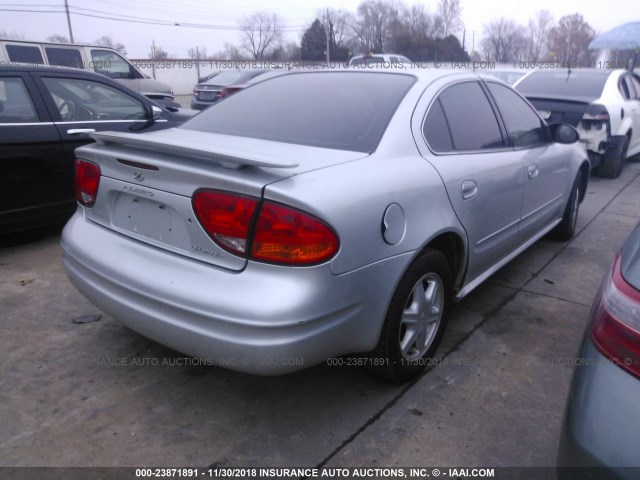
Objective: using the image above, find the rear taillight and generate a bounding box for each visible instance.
[251,202,339,265]
[192,190,339,266]
[192,191,258,255]
[582,104,609,131]
[591,254,640,379]
[75,159,101,207]
[220,87,241,99]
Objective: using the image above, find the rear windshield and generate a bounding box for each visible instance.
[183,72,416,153]
[517,71,609,100]
[201,70,265,86]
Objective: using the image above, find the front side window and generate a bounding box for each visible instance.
[41,77,146,121]
[0,77,39,123]
[90,50,137,79]
[435,81,504,151]
[487,82,548,148]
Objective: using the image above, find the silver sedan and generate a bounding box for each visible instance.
[62,69,590,382]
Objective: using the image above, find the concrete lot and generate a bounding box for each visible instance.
[1,159,639,470]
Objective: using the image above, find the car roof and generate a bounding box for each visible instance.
[525,68,614,78]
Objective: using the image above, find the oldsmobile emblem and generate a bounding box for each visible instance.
[133,172,145,182]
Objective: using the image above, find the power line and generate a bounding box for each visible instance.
[0,4,308,31]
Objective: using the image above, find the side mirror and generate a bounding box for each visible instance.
[151,105,163,121]
[550,124,580,144]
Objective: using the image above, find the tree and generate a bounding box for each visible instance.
[318,8,351,61]
[481,18,527,62]
[238,11,283,60]
[47,34,70,43]
[351,0,395,54]
[94,36,127,55]
[437,0,463,38]
[301,19,327,61]
[216,42,248,61]
[404,4,442,39]
[526,10,554,63]
[268,41,301,62]
[149,45,170,60]
[0,30,24,40]
[547,14,596,67]
[188,46,210,60]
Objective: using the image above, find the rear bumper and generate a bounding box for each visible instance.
[190,96,218,110]
[557,338,640,479]
[61,212,412,374]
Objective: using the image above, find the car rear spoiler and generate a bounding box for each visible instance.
[90,130,299,170]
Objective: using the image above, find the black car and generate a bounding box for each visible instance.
[190,69,270,110]
[0,66,196,234]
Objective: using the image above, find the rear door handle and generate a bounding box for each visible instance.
[527,165,539,179]
[67,128,96,135]
[461,180,478,199]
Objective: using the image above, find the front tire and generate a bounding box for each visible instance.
[369,248,453,383]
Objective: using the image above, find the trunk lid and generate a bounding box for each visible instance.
[526,97,591,127]
[75,128,367,271]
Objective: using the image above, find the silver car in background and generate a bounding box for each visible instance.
[61,70,589,382]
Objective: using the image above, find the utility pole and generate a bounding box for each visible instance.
[325,24,330,64]
[64,0,74,42]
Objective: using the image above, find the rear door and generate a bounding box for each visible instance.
[0,71,68,230]
[416,79,526,280]
[485,81,569,241]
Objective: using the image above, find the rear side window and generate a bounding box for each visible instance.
[487,82,549,148]
[6,45,44,64]
[183,72,416,153]
[436,81,504,151]
[45,47,84,69]
[423,99,453,152]
[619,75,636,100]
[0,77,39,123]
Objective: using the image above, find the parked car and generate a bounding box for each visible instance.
[197,71,220,83]
[349,53,412,67]
[0,65,196,234]
[515,68,640,178]
[219,69,289,100]
[0,39,177,107]
[190,69,271,110]
[62,70,589,382]
[484,68,528,85]
[557,221,640,479]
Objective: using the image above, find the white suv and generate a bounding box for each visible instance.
[516,69,640,178]
[349,53,412,67]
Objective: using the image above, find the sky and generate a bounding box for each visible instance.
[0,0,635,58]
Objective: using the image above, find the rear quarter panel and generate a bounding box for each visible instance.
[262,76,465,276]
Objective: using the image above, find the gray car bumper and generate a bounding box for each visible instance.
[61,212,412,375]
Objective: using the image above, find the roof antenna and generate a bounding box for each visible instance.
[565,30,572,81]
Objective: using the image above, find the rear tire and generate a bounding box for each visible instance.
[551,172,582,241]
[597,136,628,179]
[368,248,452,383]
